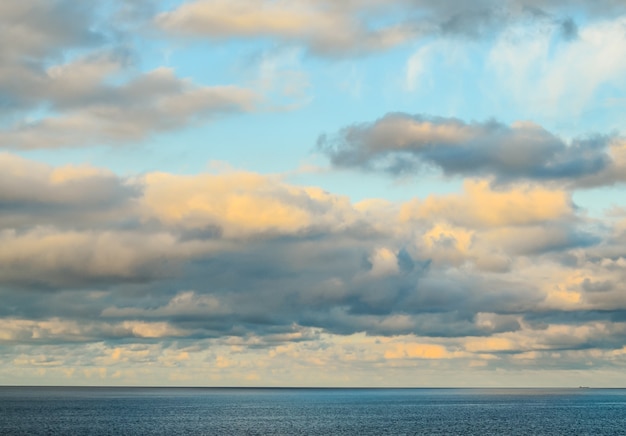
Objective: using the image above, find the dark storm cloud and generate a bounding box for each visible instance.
[319,113,621,185]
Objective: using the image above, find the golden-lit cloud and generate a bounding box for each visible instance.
[384,343,456,359]
[156,0,420,56]
[401,179,573,228]
[141,171,357,237]
[0,151,624,386]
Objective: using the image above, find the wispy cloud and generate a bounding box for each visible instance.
[156,0,424,57]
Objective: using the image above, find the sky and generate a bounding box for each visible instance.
[1,0,626,387]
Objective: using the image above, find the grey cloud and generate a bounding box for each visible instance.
[0,67,259,149]
[408,0,626,21]
[0,217,604,344]
[523,310,626,332]
[319,113,620,185]
[559,17,579,40]
[156,0,626,57]
[0,155,365,289]
[0,155,139,234]
[432,3,587,41]
[499,225,600,256]
[521,0,626,16]
[88,238,415,338]
[1,154,625,360]
[539,323,626,352]
[0,2,260,150]
[92,237,540,340]
[2,217,624,355]
[439,7,500,39]
[583,287,626,311]
[0,228,198,289]
[0,1,116,114]
[582,278,613,293]
[0,1,103,60]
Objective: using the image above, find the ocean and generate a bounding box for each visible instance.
[0,387,625,435]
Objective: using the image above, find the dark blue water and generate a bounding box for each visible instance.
[1,387,625,435]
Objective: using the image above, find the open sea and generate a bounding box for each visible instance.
[1,387,625,435]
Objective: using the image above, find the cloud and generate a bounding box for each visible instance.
[401,179,574,228]
[404,15,626,123]
[156,0,423,57]
[0,1,261,150]
[0,1,113,116]
[156,0,626,59]
[487,16,626,117]
[101,291,225,319]
[0,153,129,204]
[3,0,626,387]
[0,317,189,344]
[5,1,625,152]
[0,226,220,288]
[140,171,360,238]
[319,113,625,186]
[0,65,259,149]
[0,1,103,61]
[0,153,137,232]
[1,153,626,385]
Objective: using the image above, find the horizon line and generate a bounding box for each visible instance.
[1,385,621,389]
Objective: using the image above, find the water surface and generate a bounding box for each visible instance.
[1,387,625,435]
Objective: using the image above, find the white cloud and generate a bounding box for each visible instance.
[487,17,626,117]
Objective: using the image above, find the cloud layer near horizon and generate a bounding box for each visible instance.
[2,152,626,386]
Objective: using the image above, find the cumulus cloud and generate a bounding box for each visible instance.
[400,179,574,228]
[0,153,134,225]
[1,150,625,383]
[319,113,625,186]
[140,171,360,237]
[0,1,260,149]
[0,227,211,288]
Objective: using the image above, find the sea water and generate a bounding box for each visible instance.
[1,387,625,435]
